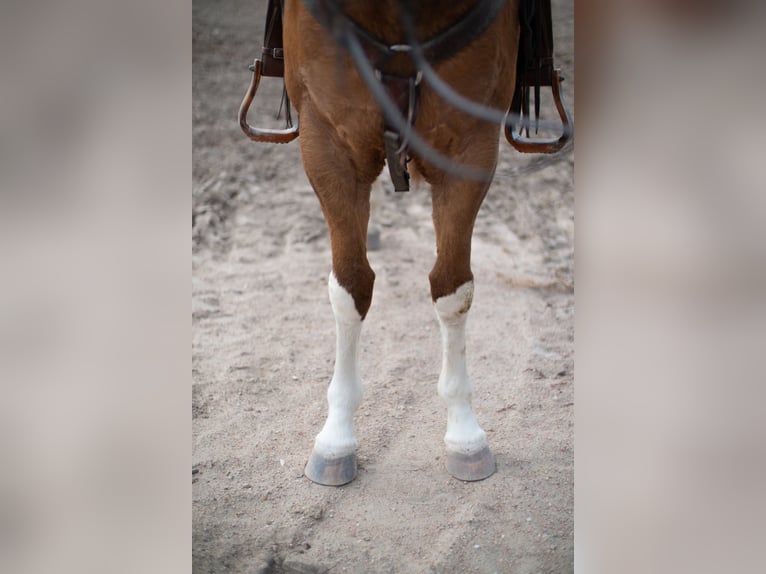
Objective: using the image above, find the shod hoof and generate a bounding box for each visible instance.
[446,446,496,482]
[304,450,357,486]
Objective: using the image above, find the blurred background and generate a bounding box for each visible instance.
[576,1,766,572]
[0,1,190,573]
[1,0,765,573]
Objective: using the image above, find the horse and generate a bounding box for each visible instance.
[257,0,536,485]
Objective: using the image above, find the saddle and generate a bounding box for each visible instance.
[239,0,572,186]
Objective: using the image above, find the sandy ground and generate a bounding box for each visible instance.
[193,1,574,572]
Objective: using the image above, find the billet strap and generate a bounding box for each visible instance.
[261,0,285,77]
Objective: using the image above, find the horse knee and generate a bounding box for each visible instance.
[433,280,474,323]
[331,264,375,320]
[429,263,474,303]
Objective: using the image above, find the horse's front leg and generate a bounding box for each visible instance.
[298,103,377,486]
[430,178,495,481]
[434,281,495,480]
[304,270,368,485]
[304,216,375,487]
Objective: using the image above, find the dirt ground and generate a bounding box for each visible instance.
[193,1,574,572]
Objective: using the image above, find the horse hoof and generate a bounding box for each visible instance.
[446,446,496,481]
[304,450,357,486]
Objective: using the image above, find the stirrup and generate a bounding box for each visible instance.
[505,69,572,154]
[238,59,299,143]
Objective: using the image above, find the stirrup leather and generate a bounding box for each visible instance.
[238,0,299,143]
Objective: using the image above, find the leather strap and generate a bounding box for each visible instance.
[512,0,555,135]
[380,73,420,191]
[261,0,285,77]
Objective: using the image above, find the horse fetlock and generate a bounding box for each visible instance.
[444,428,488,455]
[326,378,363,413]
[314,417,358,458]
[437,372,472,400]
[444,404,487,453]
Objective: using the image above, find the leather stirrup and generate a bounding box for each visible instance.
[238,0,299,143]
[505,0,572,153]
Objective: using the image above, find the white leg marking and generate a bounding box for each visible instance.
[313,272,363,458]
[434,281,488,454]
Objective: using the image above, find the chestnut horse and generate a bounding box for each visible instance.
[282,0,520,485]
